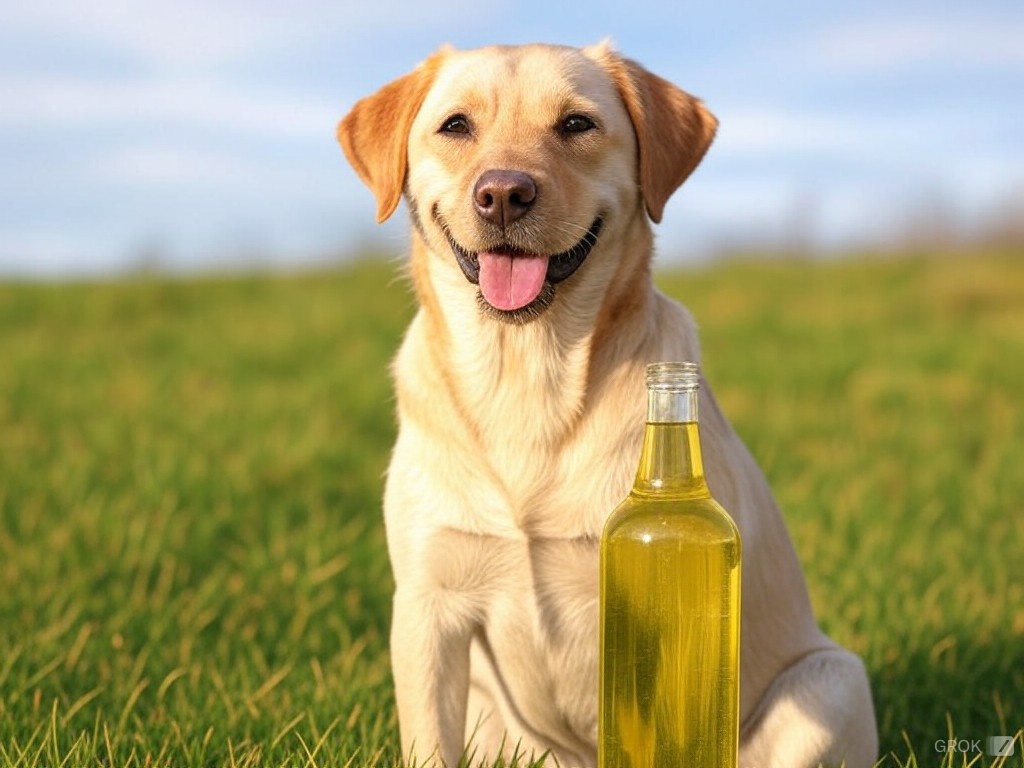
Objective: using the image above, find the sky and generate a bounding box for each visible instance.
[1,0,1021,277]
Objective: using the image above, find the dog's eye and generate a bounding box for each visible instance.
[439,114,471,135]
[558,114,597,135]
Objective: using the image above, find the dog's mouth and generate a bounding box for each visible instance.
[440,215,604,322]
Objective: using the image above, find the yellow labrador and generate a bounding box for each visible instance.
[339,41,877,768]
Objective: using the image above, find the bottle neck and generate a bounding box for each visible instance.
[647,385,699,423]
[633,387,710,498]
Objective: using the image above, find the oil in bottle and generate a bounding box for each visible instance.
[599,361,741,767]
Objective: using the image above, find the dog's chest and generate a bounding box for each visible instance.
[494,535,601,739]
[476,402,642,540]
[435,526,602,741]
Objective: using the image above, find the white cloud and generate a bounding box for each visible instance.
[713,98,1020,167]
[2,1,288,69]
[813,16,1024,73]
[93,145,257,186]
[87,141,351,200]
[0,230,119,276]
[717,109,866,155]
[0,0,485,70]
[0,72,340,139]
[713,106,940,161]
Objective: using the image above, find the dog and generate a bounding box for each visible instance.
[338,41,878,768]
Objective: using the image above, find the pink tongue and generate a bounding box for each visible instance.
[477,252,550,311]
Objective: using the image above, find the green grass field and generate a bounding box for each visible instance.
[0,252,1021,767]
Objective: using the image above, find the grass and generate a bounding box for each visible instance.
[0,251,1021,766]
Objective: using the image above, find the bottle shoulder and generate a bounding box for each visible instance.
[603,492,741,548]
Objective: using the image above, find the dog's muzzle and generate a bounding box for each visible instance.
[447,216,604,291]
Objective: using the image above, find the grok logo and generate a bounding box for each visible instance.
[934,736,1016,757]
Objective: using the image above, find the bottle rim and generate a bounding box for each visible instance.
[646,361,700,391]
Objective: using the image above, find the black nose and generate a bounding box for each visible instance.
[473,169,537,227]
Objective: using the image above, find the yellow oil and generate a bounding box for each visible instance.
[599,422,741,768]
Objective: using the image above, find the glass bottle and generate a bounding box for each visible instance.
[599,361,742,768]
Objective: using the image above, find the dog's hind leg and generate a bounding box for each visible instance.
[739,647,878,768]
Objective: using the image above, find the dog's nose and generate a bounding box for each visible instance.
[473,169,537,227]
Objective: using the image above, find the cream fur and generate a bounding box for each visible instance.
[339,42,877,768]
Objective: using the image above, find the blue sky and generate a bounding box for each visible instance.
[1,0,1021,276]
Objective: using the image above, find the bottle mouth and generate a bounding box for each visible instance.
[646,361,700,391]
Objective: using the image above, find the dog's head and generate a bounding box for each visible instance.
[339,42,716,324]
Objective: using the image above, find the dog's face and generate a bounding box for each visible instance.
[405,45,635,322]
[339,42,717,324]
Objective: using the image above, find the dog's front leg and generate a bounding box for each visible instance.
[391,584,474,767]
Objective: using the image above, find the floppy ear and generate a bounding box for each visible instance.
[599,51,718,223]
[337,52,446,223]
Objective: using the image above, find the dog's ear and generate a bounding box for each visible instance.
[595,49,718,223]
[337,51,447,223]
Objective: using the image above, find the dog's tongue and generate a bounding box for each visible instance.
[478,252,550,311]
